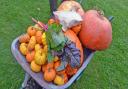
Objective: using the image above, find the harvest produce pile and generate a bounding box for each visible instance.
[18,1,112,86]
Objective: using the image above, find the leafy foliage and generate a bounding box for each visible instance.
[45,24,67,62]
[59,41,81,68]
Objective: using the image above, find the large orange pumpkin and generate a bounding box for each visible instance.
[64,30,83,64]
[79,10,112,50]
[64,30,83,75]
[58,1,84,16]
[71,23,82,35]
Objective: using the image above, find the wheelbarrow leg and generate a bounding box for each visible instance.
[49,0,57,17]
[20,73,31,89]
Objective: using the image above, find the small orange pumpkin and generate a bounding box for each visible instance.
[26,50,35,62]
[71,23,82,35]
[42,64,47,73]
[27,36,36,50]
[44,68,56,82]
[47,62,54,69]
[27,26,37,36]
[19,34,30,43]
[48,19,55,25]
[48,18,60,25]
[36,30,42,44]
[42,62,54,72]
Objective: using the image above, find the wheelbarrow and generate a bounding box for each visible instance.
[11,0,113,89]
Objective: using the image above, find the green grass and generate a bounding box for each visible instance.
[0,0,128,89]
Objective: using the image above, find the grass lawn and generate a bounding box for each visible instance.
[0,0,128,89]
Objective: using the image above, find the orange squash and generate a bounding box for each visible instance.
[64,30,83,75]
[27,36,36,50]
[48,18,60,25]
[44,68,56,82]
[71,23,82,35]
[64,30,83,64]
[27,26,37,36]
[42,64,47,73]
[42,62,54,72]
[48,19,55,25]
[26,50,35,62]
[19,34,30,43]
[47,62,54,69]
[36,30,42,44]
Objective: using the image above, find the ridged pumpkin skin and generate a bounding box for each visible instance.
[64,30,84,76]
[44,68,56,82]
[27,26,37,37]
[30,61,41,72]
[71,23,82,35]
[79,10,112,50]
[66,64,77,76]
[19,34,30,43]
[36,31,42,44]
[58,1,84,16]
[64,30,83,64]
[42,62,54,72]
[26,50,35,62]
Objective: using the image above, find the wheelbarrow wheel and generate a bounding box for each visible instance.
[20,78,43,89]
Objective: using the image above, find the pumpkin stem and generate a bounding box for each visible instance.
[97,10,104,16]
[32,18,48,31]
[96,10,105,20]
[48,68,51,72]
[93,6,104,19]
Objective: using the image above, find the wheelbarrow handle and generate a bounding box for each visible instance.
[49,0,68,17]
[49,0,57,17]
[108,16,114,22]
